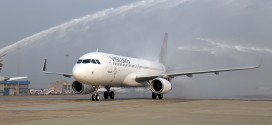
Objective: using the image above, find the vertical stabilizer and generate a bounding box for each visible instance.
[159,32,168,65]
[0,52,7,73]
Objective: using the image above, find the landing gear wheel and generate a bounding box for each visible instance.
[91,94,100,101]
[95,94,100,101]
[104,91,109,99]
[152,93,157,99]
[91,85,100,101]
[91,94,96,101]
[109,91,115,99]
[158,94,163,99]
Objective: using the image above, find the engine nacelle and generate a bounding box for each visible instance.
[72,81,95,94]
[150,78,172,94]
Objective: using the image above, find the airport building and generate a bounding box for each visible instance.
[0,80,30,96]
[50,80,73,94]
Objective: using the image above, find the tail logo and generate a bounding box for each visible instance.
[0,60,3,73]
[0,53,6,73]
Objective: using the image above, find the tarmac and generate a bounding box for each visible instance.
[1,94,272,125]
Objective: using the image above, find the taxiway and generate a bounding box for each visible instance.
[1,94,272,125]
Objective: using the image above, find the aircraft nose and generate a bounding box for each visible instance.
[72,65,86,82]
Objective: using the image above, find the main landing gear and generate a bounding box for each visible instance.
[103,86,115,100]
[152,93,163,100]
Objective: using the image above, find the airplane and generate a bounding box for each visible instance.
[0,52,28,82]
[42,33,259,101]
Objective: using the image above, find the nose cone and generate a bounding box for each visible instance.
[72,65,89,83]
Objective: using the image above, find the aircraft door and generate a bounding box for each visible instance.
[103,55,114,82]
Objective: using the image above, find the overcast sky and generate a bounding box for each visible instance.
[0,0,271,99]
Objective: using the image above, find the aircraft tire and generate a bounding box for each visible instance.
[152,93,157,99]
[109,91,115,99]
[158,94,163,99]
[104,91,109,99]
[91,94,96,101]
[95,94,100,101]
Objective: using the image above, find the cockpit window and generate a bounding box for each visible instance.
[82,59,91,64]
[77,60,82,64]
[91,59,97,64]
[78,59,101,64]
[96,59,101,64]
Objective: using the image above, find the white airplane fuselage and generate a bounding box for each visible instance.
[72,52,165,87]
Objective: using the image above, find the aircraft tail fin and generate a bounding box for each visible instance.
[159,32,168,65]
[0,52,7,73]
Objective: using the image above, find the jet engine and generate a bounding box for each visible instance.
[150,78,172,94]
[72,81,95,94]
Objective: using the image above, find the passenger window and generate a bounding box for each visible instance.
[82,59,91,64]
[77,60,82,64]
[96,59,101,64]
[91,59,97,64]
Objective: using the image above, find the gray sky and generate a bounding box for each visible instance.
[0,0,272,99]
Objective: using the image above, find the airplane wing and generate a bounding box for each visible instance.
[136,65,260,82]
[0,51,28,82]
[0,76,28,82]
[7,76,28,81]
[41,59,73,78]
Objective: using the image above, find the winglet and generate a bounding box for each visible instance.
[41,59,73,78]
[257,58,263,68]
[256,63,261,69]
[42,59,47,72]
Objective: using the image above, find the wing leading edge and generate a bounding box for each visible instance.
[136,65,260,82]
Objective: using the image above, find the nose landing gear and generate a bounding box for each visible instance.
[91,94,100,101]
[91,85,100,101]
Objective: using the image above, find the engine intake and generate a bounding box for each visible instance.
[72,81,94,94]
[150,78,172,94]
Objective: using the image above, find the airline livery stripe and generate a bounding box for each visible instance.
[0,63,2,72]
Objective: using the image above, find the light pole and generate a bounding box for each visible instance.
[65,54,69,70]
[17,48,21,95]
